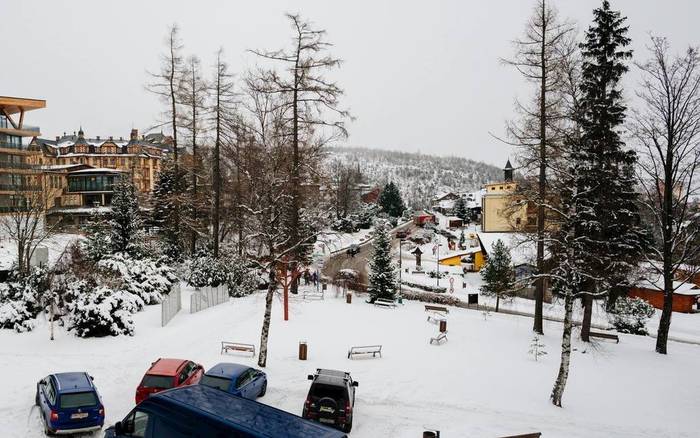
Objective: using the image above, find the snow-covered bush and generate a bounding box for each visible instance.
[98,253,177,307]
[607,296,655,335]
[0,267,49,332]
[400,289,461,306]
[400,280,447,293]
[65,284,137,337]
[186,254,230,288]
[227,257,259,298]
[186,252,258,297]
[427,270,448,279]
[331,217,358,233]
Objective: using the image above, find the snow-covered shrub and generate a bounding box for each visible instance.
[186,254,230,288]
[227,256,259,298]
[331,217,358,233]
[400,289,461,306]
[98,253,176,307]
[0,267,49,332]
[400,280,447,293]
[607,296,655,335]
[65,284,137,337]
[427,270,448,279]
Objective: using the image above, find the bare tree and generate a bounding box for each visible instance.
[632,37,700,355]
[250,13,350,294]
[502,0,575,335]
[209,49,238,257]
[329,159,362,219]
[1,178,59,274]
[147,25,185,253]
[179,55,209,254]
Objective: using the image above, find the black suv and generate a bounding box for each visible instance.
[302,369,358,433]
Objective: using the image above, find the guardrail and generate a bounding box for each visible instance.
[161,283,182,327]
[190,284,229,314]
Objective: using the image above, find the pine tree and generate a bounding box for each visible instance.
[529,335,547,361]
[574,0,645,342]
[378,182,405,218]
[453,197,471,224]
[109,177,143,255]
[83,211,111,262]
[368,221,397,302]
[480,239,515,312]
[459,229,466,249]
[152,159,189,259]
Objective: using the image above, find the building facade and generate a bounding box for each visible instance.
[0,96,46,212]
[481,160,536,233]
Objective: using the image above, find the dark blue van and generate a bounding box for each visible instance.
[104,384,347,438]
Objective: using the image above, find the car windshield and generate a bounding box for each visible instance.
[310,383,347,402]
[59,392,98,409]
[200,374,232,391]
[141,374,174,389]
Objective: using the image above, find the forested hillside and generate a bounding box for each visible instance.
[328,146,503,208]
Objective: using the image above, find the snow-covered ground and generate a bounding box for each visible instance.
[0,233,81,271]
[1,285,698,437]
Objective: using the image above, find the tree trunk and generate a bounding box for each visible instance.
[655,269,674,354]
[190,68,198,255]
[580,293,592,342]
[212,64,222,258]
[533,0,547,336]
[496,295,500,313]
[258,266,276,368]
[551,290,574,407]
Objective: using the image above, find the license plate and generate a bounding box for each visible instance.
[71,413,88,420]
[319,418,334,424]
[319,407,334,414]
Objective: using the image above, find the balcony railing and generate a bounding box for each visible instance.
[0,162,38,170]
[0,183,41,191]
[0,205,30,213]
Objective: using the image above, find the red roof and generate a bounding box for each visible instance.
[147,358,187,376]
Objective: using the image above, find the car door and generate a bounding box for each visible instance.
[235,369,252,399]
[37,378,50,422]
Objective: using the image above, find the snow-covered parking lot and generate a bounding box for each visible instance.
[1,287,698,438]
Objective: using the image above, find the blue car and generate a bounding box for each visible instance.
[199,363,267,399]
[35,372,105,435]
[105,385,346,438]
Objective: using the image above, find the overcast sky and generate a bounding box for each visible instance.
[2,0,698,167]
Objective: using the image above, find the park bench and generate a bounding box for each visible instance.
[426,311,447,325]
[347,345,382,359]
[424,304,449,314]
[221,341,256,356]
[430,332,448,345]
[497,434,541,438]
[374,298,397,308]
[589,331,620,343]
[303,290,324,300]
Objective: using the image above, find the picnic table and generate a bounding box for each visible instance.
[347,345,382,359]
[221,341,256,356]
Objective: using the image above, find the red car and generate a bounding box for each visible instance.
[135,358,204,405]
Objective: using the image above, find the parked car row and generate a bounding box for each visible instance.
[36,359,358,436]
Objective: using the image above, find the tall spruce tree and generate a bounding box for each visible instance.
[368,221,397,302]
[378,182,405,218]
[152,159,189,259]
[109,177,143,255]
[453,196,471,224]
[480,239,516,312]
[550,0,645,407]
[575,0,644,342]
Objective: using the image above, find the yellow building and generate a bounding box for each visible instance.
[481,160,535,233]
[438,248,485,271]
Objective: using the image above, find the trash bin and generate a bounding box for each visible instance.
[439,320,447,333]
[299,342,307,360]
[397,296,403,305]
[423,432,437,438]
[322,283,327,291]
[346,292,352,304]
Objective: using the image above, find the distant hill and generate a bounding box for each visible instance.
[328,146,503,209]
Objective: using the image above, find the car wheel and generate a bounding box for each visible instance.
[343,419,353,433]
[43,417,54,436]
[259,381,267,397]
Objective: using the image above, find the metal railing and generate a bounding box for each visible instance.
[0,183,41,191]
[190,284,229,314]
[0,161,38,170]
[161,283,182,327]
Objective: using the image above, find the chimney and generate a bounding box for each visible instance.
[109,136,113,141]
[96,135,101,140]
[130,129,138,141]
[119,136,123,141]
[55,136,59,141]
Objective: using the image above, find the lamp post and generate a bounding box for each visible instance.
[399,238,403,297]
[436,242,440,287]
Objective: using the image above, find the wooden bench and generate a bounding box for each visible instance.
[347,345,382,359]
[424,304,449,314]
[589,331,620,343]
[497,433,541,438]
[426,311,447,324]
[374,298,397,308]
[430,332,448,345]
[221,341,256,356]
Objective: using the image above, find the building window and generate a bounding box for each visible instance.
[516,217,522,226]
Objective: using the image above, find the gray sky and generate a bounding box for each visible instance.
[2,0,698,167]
